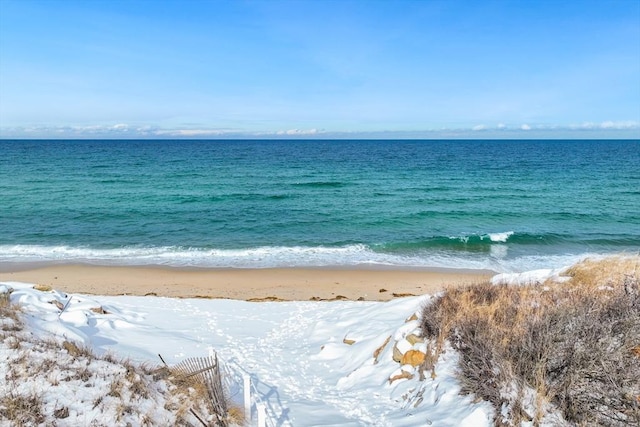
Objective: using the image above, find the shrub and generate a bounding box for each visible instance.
[420,256,640,426]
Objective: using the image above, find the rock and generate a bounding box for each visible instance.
[343,337,356,345]
[373,335,391,364]
[90,306,109,315]
[389,370,414,384]
[33,284,53,292]
[392,339,413,362]
[393,345,403,363]
[49,300,64,311]
[405,313,418,322]
[401,349,426,367]
[406,333,424,345]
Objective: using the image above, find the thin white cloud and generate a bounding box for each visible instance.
[275,129,320,136]
[1,122,638,139]
[569,121,639,130]
[153,129,232,137]
[599,121,638,129]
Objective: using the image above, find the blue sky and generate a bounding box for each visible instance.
[0,0,639,139]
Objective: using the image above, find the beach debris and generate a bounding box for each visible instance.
[392,292,416,298]
[33,284,53,292]
[247,296,285,302]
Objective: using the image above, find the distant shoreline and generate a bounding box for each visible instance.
[0,264,494,301]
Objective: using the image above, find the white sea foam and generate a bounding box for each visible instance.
[0,244,602,273]
[486,231,514,242]
[449,231,514,244]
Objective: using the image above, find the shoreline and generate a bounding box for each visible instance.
[0,264,494,301]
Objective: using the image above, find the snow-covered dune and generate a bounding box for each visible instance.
[1,281,493,426]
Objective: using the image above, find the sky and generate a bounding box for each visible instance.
[0,0,639,139]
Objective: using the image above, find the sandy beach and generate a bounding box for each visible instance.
[0,264,493,301]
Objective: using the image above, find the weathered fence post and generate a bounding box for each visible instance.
[257,403,266,427]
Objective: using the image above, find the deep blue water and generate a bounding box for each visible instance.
[1,139,638,272]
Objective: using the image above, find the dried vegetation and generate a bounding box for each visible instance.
[0,293,239,426]
[420,256,640,426]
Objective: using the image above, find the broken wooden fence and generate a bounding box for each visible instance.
[170,353,228,427]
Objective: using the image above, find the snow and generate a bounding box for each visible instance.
[491,267,570,286]
[1,281,495,426]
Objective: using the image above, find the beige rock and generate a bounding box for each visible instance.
[343,337,356,345]
[389,370,414,384]
[405,313,418,322]
[90,306,109,315]
[373,335,391,364]
[406,333,424,345]
[401,349,426,367]
[34,284,53,292]
[392,343,403,363]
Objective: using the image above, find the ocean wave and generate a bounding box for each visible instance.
[0,244,609,273]
[375,232,562,253]
[486,231,514,242]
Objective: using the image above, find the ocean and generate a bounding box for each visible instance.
[1,139,638,272]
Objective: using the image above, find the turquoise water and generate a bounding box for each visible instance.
[1,139,638,272]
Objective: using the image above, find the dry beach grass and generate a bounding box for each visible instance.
[420,255,640,426]
[0,295,237,426]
